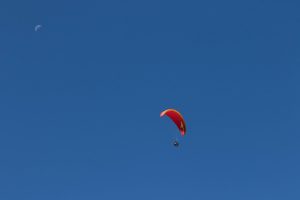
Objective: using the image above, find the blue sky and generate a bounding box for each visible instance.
[0,0,300,199]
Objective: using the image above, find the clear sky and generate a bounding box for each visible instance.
[0,0,300,199]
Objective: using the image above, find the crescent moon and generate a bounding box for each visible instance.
[34,25,42,32]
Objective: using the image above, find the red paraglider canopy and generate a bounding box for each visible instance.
[160,109,186,136]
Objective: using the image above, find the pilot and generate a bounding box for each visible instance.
[173,140,179,147]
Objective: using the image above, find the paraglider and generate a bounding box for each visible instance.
[34,24,42,32]
[160,108,186,147]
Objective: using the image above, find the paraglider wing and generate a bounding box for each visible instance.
[160,109,186,136]
[34,25,42,32]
